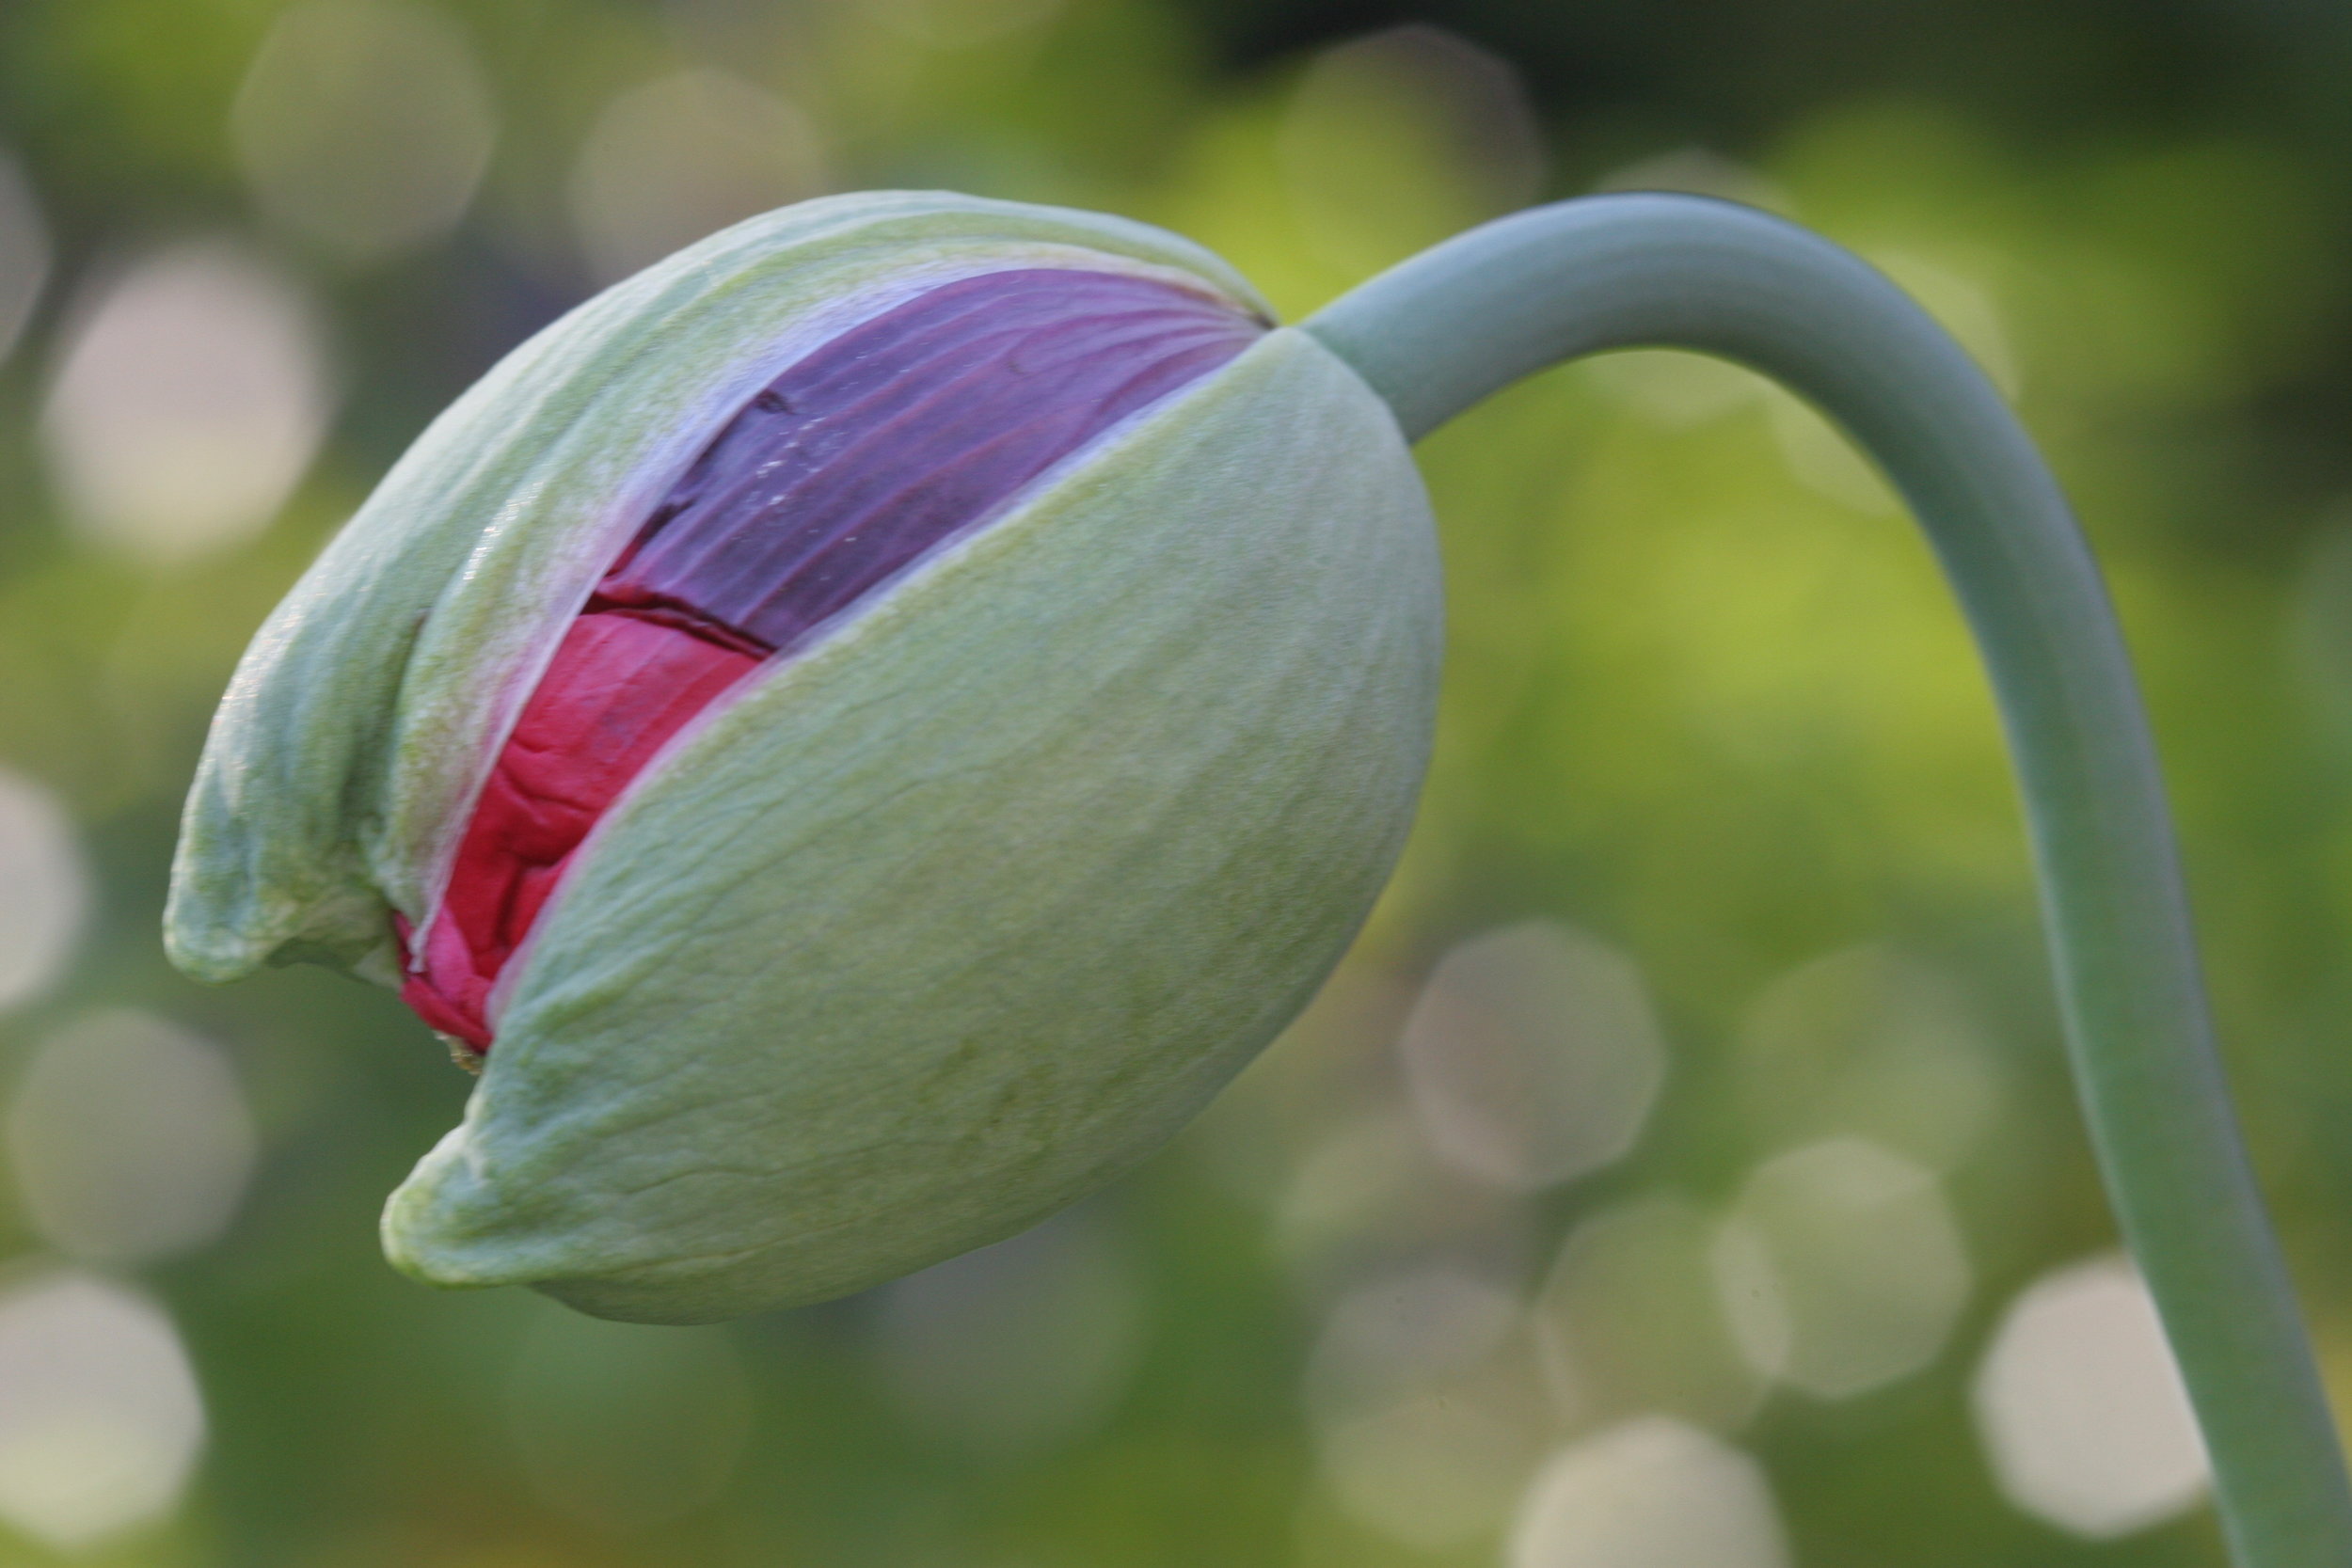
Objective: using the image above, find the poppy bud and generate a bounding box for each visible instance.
[167,193,1440,1323]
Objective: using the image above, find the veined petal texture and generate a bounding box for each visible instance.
[403,266,1263,1048]
[166,193,1264,985]
[382,328,1439,1323]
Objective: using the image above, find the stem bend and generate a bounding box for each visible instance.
[1304,193,2352,1568]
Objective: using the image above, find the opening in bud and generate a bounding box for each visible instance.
[400,268,1267,1052]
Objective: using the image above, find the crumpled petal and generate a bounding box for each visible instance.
[168,191,1438,1324]
[167,192,1264,985]
[384,329,1438,1322]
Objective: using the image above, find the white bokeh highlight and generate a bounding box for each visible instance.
[876,1211,1142,1459]
[1306,1265,1548,1548]
[233,0,497,263]
[1306,1264,1518,1417]
[0,1272,206,1552]
[1398,922,1666,1192]
[1712,1136,1970,1399]
[1536,1196,1766,1431]
[1318,1386,1545,1551]
[0,768,88,1013]
[1509,1418,1790,1568]
[568,70,824,285]
[1732,946,2005,1171]
[1270,1105,1534,1300]
[1973,1255,2208,1539]
[43,242,332,562]
[7,1010,258,1265]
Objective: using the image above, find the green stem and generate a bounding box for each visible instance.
[1304,194,2351,1567]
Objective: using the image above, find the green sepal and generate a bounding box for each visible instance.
[381,328,1439,1322]
[166,192,1265,987]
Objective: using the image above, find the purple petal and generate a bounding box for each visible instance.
[597,269,1266,651]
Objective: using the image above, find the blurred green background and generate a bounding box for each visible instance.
[0,0,2348,1563]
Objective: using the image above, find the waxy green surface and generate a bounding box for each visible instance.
[167,191,1268,987]
[167,193,1440,1322]
[389,330,1436,1321]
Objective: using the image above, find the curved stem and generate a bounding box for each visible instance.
[1304,193,2352,1567]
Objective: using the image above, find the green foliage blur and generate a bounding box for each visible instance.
[1,1,2350,1564]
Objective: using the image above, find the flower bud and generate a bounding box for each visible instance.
[167,193,1439,1323]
